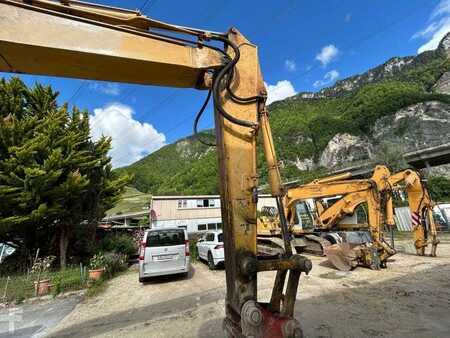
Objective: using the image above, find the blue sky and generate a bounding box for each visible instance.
[2,0,449,167]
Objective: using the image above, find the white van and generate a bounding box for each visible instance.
[139,228,190,282]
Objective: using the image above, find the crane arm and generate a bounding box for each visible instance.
[0,1,311,336]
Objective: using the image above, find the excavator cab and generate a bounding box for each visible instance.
[292,200,316,231]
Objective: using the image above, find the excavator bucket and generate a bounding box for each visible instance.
[324,243,360,271]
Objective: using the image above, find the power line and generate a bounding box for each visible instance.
[140,0,156,13]
[140,0,151,12]
[67,0,158,107]
[67,81,87,104]
[272,1,428,138]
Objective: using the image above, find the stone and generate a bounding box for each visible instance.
[433,72,450,94]
[295,157,314,171]
[372,101,450,151]
[319,133,372,168]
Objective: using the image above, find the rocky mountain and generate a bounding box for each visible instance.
[118,33,450,194]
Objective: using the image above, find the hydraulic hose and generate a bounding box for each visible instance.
[193,90,216,147]
[209,34,260,128]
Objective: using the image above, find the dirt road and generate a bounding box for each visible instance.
[47,241,450,338]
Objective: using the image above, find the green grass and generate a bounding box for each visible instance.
[105,186,152,216]
[0,266,87,303]
[85,278,108,298]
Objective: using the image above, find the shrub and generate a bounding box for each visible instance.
[428,175,450,202]
[189,239,199,263]
[89,253,107,270]
[100,233,137,256]
[31,255,56,280]
[104,252,128,278]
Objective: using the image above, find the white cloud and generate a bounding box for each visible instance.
[417,19,450,53]
[315,44,339,66]
[344,13,352,23]
[88,82,121,96]
[432,0,450,19]
[313,70,340,88]
[284,59,297,72]
[265,80,297,105]
[90,103,166,168]
[412,21,440,39]
[413,0,450,53]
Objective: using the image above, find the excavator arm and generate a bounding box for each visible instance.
[388,169,439,256]
[0,1,311,336]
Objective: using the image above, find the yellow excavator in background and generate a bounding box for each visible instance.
[258,165,396,271]
[258,166,439,271]
[0,1,312,336]
[315,168,439,259]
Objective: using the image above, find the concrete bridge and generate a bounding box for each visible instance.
[331,142,450,178]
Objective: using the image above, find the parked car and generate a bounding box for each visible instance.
[434,203,450,231]
[139,228,190,282]
[196,231,224,270]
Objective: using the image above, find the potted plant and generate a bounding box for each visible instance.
[88,253,107,280]
[31,256,55,296]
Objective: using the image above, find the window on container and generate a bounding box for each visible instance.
[178,200,182,208]
[198,224,207,231]
[209,199,215,207]
[207,223,216,230]
[182,200,187,208]
[218,233,223,242]
[206,233,215,241]
[197,200,203,208]
[216,223,222,229]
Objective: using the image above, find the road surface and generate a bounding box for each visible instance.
[45,240,450,338]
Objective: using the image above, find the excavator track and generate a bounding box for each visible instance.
[300,234,332,256]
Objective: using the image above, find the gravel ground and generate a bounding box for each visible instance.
[47,240,450,338]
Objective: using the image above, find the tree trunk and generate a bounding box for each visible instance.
[59,225,69,269]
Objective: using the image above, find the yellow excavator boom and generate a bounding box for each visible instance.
[0,1,312,336]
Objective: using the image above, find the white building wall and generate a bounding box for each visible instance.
[152,217,223,234]
[151,195,278,235]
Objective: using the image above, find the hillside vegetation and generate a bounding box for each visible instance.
[118,36,450,195]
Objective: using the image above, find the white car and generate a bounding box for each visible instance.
[139,228,190,282]
[196,231,224,269]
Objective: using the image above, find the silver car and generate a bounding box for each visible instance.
[139,228,190,282]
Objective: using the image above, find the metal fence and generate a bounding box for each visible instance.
[394,207,413,232]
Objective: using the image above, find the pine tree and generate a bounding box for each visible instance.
[0,77,130,267]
